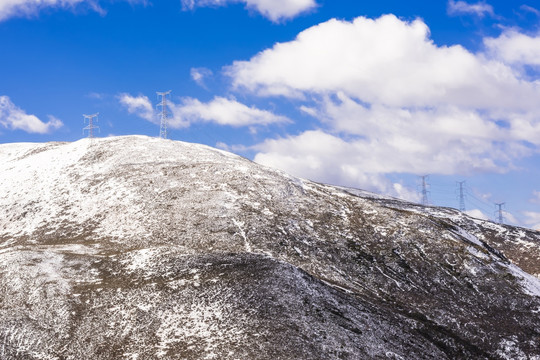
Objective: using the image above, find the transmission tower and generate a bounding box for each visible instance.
[495,202,505,224]
[83,113,99,139]
[156,90,171,139]
[420,175,430,205]
[457,181,466,212]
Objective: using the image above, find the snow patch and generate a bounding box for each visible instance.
[507,264,540,297]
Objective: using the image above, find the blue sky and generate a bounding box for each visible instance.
[1,0,540,229]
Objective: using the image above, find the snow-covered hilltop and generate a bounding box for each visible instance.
[1,135,539,359]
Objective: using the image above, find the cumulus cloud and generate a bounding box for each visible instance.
[485,29,540,67]
[0,96,63,133]
[172,96,290,127]
[253,130,420,200]
[119,93,288,129]
[226,15,540,197]
[447,0,494,18]
[181,0,317,22]
[118,93,154,122]
[228,15,540,110]
[315,94,528,175]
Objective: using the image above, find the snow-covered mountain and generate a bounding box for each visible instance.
[1,135,539,359]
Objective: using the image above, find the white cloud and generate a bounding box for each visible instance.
[118,93,154,122]
[523,211,540,230]
[119,93,288,129]
[0,96,63,133]
[447,0,494,18]
[520,5,540,16]
[504,211,519,225]
[172,96,290,127]
[485,30,540,67]
[87,92,105,100]
[248,85,535,188]
[228,15,540,111]
[253,130,421,200]
[315,94,527,175]
[464,209,490,220]
[190,67,213,88]
[215,141,249,152]
[0,0,147,22]
[181,0,317,22]
[226,15,540,200]
[0,0,98,21]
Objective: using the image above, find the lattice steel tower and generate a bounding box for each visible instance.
[495,202,505,224]
[420,175,430,205]
[156,90,171,139]
[457,181,466,212]
[83,113,99,139]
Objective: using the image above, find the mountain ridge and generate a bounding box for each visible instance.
[1,135,539,359]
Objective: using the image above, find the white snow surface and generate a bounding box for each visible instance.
[0,136,250,243]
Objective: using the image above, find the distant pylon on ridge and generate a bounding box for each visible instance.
[420,175,430,206]
[83,113,100,139]
[156,90,171,139]
[457,181,466,212]
[495,202,505,224]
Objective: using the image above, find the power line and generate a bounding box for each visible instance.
[156,90,171,139]
[409,177,512,224]
[465,190,493,208]
[462,191,493,216]
[430,183,456,189]
[466,197,493,215]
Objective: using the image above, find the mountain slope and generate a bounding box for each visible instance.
[1,136,539,359]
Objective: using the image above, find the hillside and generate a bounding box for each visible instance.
[1,135,539,359]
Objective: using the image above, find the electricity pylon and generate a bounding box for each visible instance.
[156,90,171,139]
[83,113,99,140]
[420,175,430,205]
[457,181,466,212]
[495,202,505,224]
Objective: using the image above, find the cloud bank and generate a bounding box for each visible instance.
[228,15,540,110]
[225,15,540,196]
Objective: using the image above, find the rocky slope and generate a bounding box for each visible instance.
[0,135,539,359]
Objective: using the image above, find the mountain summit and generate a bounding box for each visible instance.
[1,135,539,359]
